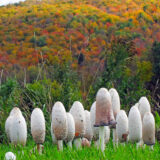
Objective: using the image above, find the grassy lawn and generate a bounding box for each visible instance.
[1,140,160,160]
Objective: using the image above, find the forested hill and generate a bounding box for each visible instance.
[0,0,159,113]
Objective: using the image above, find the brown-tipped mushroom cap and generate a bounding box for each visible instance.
[128,106,142,143]
[31,108,45,144]
[65,113,75,143]
[138,97,151,120]
[95,88,116,127]
[90,102,99,141]
[52,102,68,140]
[9,107,22,116]
[143,112,155,145]
[116,110,128,142]
[70,101,85,138]
[84,110,93,141]
[109,88,120,118]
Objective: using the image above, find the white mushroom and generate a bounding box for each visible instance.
[138,97,151,120]
[5,152,16,160]
[31,108,45,154]
[90,101,99,147]
[70,101,85,149]
[128,106,142,147]
[109,88,121,146]
[84,110,93,142]
[65,113,75,148]
[52,102,67,151]
[10,108,27,146]
[95,88,116,152]
[143,112,155,149]
[116,110,128,143]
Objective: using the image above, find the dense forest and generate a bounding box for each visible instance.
[0,0,160,141]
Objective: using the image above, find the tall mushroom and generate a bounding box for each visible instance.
[94,88,116,152]
[70,101,85,149]
[90,101,99,147]
[143,112,155,149]
[65,112,75,148]
[138,97,151,120]
[109,88,120,145]
[31,108,45,154]
[116,110,128,143]
[84,110,93,143]
[10,107,27,146]
[128,106,142,147]
[52,102,67,151]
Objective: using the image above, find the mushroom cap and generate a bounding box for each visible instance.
[9,107,22,116]
[70,101,85,138]
[84,110,93,141]
[81,138,91,147]
[104,126,110,144]
[52,101,67,140]
[109,88,120,118]
[10,111,27,146]
[31,108,45,144]
[5,116,13,141]
[116,110,128,142]
[138,97,151,120]
[128,106,142,142]
[51,122,57,144]
[95,88,116,127]
[5,152,16,160]
[65,112,75,142]
[143,112,155,145]
[90,101,99,141]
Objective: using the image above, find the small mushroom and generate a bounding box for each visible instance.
[10,108,27,146]
[138,97,151,120]
[84,110,93,142]
[95,88,116,152]
[70,101,85,149]
[5,152,16,160]
[143,112,155,149]
[116,110,128,143]
[52,102,67,151]
[128,106,142,147]
[31,108,45,154]
[90,102,99,147]
[81,137,91,147]
[65,113,75,148]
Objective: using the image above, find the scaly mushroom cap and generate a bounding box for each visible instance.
[143,112,155,145]
[84,110,93,141]
[65,113,75,143]
[52,102,67,140]
[70,101,85,138]
[9,107,22,116]
[51,122,57,144]
[109,88,120,118]
[5,116,13,141]
[95,88,116,127]
[128,106,142,143]
[31,108,45,144]
[104,126,110,144]
[90,102,99,141]
[138,97,151,120]
[116,110,128,142]
[10,109,27,146]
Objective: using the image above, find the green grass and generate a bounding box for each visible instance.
[1,141,160,160]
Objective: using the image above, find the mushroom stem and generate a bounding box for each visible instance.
[67,141,72,148]
[37,144,43,154]
[99,126,105,152]
[113,129,118,146]
[74,138,82,149]
[94,140,99,148]
[150,145,154,150]
[57,140,63,151]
